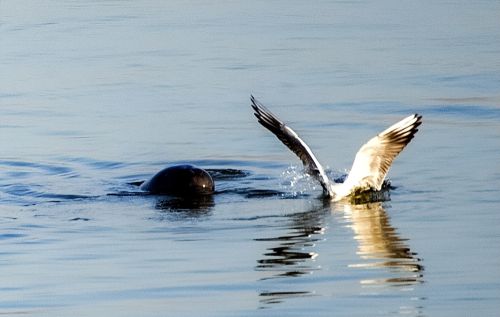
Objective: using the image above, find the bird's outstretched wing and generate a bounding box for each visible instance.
[343,114,422,191]
[251,95,331,195]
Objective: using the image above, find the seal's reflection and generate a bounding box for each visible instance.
[152,195,214,220]
[338,202,424,285]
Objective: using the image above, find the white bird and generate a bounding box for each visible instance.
[251,96,422,202]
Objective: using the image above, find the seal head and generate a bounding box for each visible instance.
[140,164,214,196]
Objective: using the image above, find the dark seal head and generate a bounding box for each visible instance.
[140,164,214,196]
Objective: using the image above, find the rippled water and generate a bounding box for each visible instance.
[1,1,499,316]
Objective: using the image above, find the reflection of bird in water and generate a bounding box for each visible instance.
[255,207,326,278]
[255,201,423,307]
[337,202,424,286]
[255,203,328,305]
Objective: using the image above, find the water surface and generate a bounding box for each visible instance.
[1,1,499,316]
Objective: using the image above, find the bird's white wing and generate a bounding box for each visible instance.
[251,96,332,195]
[343,114,422,191]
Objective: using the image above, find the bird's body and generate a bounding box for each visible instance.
[251,96,422,202]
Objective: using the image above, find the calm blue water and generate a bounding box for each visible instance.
[1,1,500,316]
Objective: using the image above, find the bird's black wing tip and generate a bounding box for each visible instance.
[250,96,279,122]
[250,95,263,112]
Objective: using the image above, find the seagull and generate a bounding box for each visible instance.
[251,96,422,201]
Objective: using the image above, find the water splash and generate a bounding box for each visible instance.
[280,165,350,198]
[280,165,319,197]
